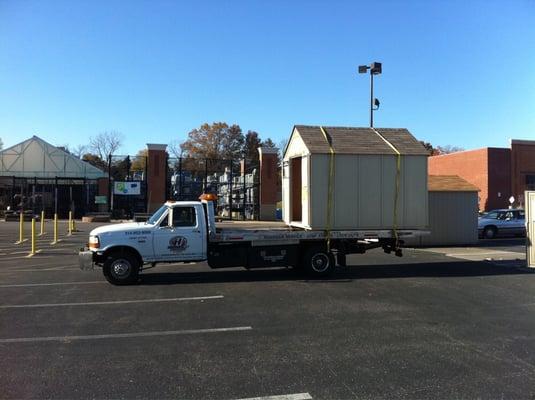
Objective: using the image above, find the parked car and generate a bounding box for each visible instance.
[478,208,525,239]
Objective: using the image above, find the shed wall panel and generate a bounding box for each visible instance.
[358,156,382,227]
[405,191,478,246]
[306,153,428,230]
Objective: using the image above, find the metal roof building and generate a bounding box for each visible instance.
[0,136,106,179]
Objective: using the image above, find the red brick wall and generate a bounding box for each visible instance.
[146,145,168,212]
[487,148,511,210]
[258,148,279,220]
[429,148,489,211]
[511,141,535,207]
[428,147,514,211]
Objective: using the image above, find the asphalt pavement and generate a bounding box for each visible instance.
[1,220,534,399]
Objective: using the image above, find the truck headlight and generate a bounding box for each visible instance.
[89,235,100,249]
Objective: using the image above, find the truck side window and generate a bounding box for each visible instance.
[172,207,196,227]
[159,214,169,227]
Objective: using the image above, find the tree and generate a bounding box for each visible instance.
[168,139,182,159]
[180,122,244,160]
[262,137,281,166]
[262,138,276,149]
[89,130,123,160]
[0,137,3,150]
[418,141,463,156]
[131,149,148,172]
[222,124,245,160]
[243,130,262,165]
[436,145,464,155]
[82,153,108,171]
[278,138,288,163]
[71,144,87,158]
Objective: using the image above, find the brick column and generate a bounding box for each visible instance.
[97,177,109,212]
[258,147,278,220]
[146,143,168,212]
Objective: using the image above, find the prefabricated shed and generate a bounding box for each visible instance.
[404,175,479,246]
[282,125,429,230]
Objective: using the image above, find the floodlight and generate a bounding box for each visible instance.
[370,62,382,75]
[358,61,382,127]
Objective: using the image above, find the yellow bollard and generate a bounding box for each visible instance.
[39,210,45,236]
[15,213,25,244]
[68,211,73,236]
[51,213,59,245]
[30,218,36,256]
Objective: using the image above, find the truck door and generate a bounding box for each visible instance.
[152,205,206,261]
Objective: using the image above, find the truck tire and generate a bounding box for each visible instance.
[102,251,140,285]
[302,247,335,277]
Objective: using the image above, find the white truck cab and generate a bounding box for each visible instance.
[80,200,217,284]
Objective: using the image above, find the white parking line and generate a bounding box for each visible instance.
[236,393,312,400]
[0,266,77,272]
[0,281,105,288]
[0,295,224,308]
[0,326,252,343]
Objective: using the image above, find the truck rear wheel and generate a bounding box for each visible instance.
[103,252,140,285]
[303,247,335,277]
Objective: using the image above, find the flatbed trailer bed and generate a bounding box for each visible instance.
[212,220,424,243]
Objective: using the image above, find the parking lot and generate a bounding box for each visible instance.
[1,221,534,399]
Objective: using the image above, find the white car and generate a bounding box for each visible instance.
[478,209,525,239]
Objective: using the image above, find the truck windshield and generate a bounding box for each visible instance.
[147,205,168,225]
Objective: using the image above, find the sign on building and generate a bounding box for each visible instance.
[114,182,141,195]
[94,195,107,204]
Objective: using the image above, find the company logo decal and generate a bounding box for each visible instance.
[168,236,188,252]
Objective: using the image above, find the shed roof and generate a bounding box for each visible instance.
[292,125,429,156]
[428,175,479,192]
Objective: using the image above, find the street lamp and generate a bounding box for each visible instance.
[358,62,382,127]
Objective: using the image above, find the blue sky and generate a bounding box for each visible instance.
[1,0,534,155]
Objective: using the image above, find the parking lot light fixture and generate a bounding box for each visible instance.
[358,61,382,127]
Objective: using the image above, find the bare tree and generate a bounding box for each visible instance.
[71,144,87,158]
[89,131,123,160]
[436,145,464,155]
[168,139,183,159]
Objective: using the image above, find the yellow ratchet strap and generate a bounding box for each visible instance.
[320,126,335,251]
[372,128,401,248]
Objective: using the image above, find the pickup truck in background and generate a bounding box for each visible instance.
[79,198,427,285]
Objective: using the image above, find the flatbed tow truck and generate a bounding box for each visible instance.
[79,197,426,285]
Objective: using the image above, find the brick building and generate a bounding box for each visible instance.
[428,139,535,211]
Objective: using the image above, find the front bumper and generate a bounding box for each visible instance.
[79,250,95,271]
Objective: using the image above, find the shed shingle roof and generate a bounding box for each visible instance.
[293,125,429,156]
[428,175,480,192]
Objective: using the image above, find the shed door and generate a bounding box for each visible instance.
[290,157,302,222]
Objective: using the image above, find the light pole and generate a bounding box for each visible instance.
[358,62,382,127]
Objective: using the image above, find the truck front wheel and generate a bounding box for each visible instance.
[103,252,140,285]
[303,247,335,277]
